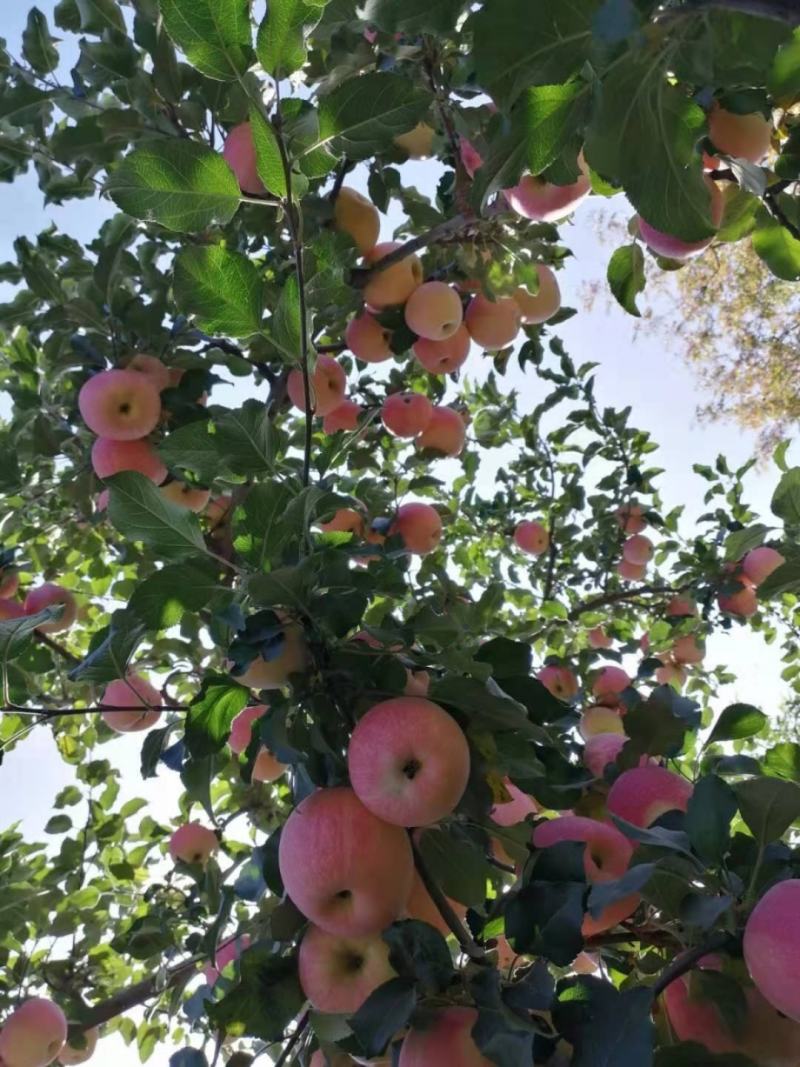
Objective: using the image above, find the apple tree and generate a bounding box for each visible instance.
[2,1,800,1066]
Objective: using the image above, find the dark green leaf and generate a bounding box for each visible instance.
[705,704,767,747]
[174,246,264,337]
[415,826,491,908]
[758,559,800,598]
[724,524,770,562]
[314,73,432,160]
[685,775,737,864]
[128,559,223,629]
[554,977,654,1067]
[160,0,252,80]
[735,776,800,844]
[505,881,586,966]
[272,274,303,359]
[106,472,208,559]
[248,108,287,198]
[44,814,72,833]
[383,920,455,995]
[22,8,59,73]
[607,243,645,317]
[184,676,248,757]
[0,609,61,666]
[360,0,465,35]
[208,943,304,1039]
[349,977,416,1059]
[255,0,327,77]
[771,467,800,525]
[68,609,147,684]
[475,638,532,679]
[106,140,242,233]
[752,208,800,281]
[655,1044,756,1067]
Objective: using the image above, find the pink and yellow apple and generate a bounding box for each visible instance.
[583,732,626,777]
[23,584,77,634]
[228,705,286,783]
[58,1027,98,1065]
[381,393,433,438]
[744,879,800,1024]
[537,665,579,701]
[101,673,162,733]
[512,265,561,325]
[363,242,423,309]
[606,766,693,829]
[666,595,698,618]
[718,575,758,617]
[413,325,471,375]
[464,293,521,349]
[404,669,431,697]
[638,177,724,260]
[91,437,167,483]
[514,521,549,556]
[404,281,463,341]
[320,508,365,537]
[587,626,612,650]
[579,705,624,740]
[78,369,162,441]
[278,786,414,936]
[0,998,67,1067]
[415,406,466,457]
[708,103,772,163]
[125,353,170,392]
[160,481,211,512]
[298,923,396,1014]
[390,502,443,555]
[348,696,470,826]
[592,666,631,705]
[490,779,538,826]
[333,187,380,253]
[459,137,484,178]
[622,534,654,566]
[672,635,705,665]
[231,621,308,690]
[345,311,393,363]
[505,160,591,223]
[618,558,647,581]
[399,1007,490,1067]
[741,546,785,586]
[222,122,265,196]
[287,355,347,417]
[169,821,219,866]
[0,569,19,598]
[323,399,363,434]
[655,657,687,688]
[394,122,435,160]
[615,503,647,535]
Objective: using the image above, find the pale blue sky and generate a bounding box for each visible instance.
[0,4,792,1064]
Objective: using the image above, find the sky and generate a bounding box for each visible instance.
[0,3,793,1064]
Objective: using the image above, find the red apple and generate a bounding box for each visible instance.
[0,998,67,1067]
[298,923,396,1014]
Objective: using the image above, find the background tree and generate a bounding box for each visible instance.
[1,2,800,1067]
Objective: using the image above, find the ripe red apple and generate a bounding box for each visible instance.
[744,879,800,1024]
[606,766,693,829]
[666,595,697,618]
[278,787,414,936]
[505,160,591,223]
[399,1007,490,1067]
[101,673,162,733]
[125,353,171,392]
[537,665,578,700]
[587,626,612,650]
[91,437,167,483]
[160,481,211,512]
[0,998,67,1067]
[390,502,442,555]
[490,778,538,826]
[672,635,705,665]
[333,187,380,253]
[78,369,162,440]
[0,598,25,620]
[298,923,396,1014]
[287,355,347,417]
[622,534,654,566]
[708,103,772,163]
[320,508,365,537]
[23,584,77,634]
[347,696,470,826]
[718,575,758,617]
[741,546,785,586]
[514,521,549,556]
[464,293,521,349]
[323,399,363,434]
[512,264,561,325]
[615,503,647,534]
[413,325,471,375]
[169,821,219,866]
[381,393,433,438]
[618,558,647,581]
[415,406,466,457]
[222,121,265,196]
[345,312,393,363]
[57,1027,98,1065]
[583,732,626,777]
[592,665,631,705]
[404,281,463,341]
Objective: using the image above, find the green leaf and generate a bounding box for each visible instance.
[68,609,148,684]
[129,559,223,629]
[248,108,287,199]
[159,0,252,80]
[22,8,59,73]
[216,402,284,476]
[705,703,767,747]
[314,73,432,160]
[0,84,53,127]
[553,977,654,1067]
[505,880,586,966]
[415,827,491,908]
[233,481,299,570]
[672,11,791,89]
[174,246,264,337]
[106,140,242,233]
[735,776,800,844]
[685,775,737,864]
[76,0,125,34]
[470,0,596,109]
[360,0,465,35]
[607,243,645,317]
[44,814,72,833]
[383,920,455,995]
[106,472,208,559]
[724,524,770,562]
[762,742,800,781]
[348,977,417,1059]
[184,675,248,757]
[752,208,800,281]
[0,609,60,665]
[620,685,697,763]
[474,637,532,678]
[771,467,800,524]
[255,0,327,77]
[585,53,714,242]
[208,943,304,1040]
[272,274,303,359]
[770,28,800,101]
[759,558,800,598]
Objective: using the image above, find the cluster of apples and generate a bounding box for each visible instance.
[0,997,99,1067]
[636,103,773,261]
[716,543,785,618]
[0,579,77,634]
[77,358,212,513]
[320,500,444,557]
[614,502,655,581]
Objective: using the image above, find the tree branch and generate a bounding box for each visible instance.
[651,933,737,1000]
[410,836,487,962]
[35,632,81,665]
[0,705,188,717]
[75,954,203,1032]
[568,584,682,621]
[273,1011,309,1067]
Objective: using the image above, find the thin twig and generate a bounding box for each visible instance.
[411,836,487,962]
[35,632,81,665]
[651,933,736,999]
[567,583,684,621]
[0,705,188,717]
[273,1011,310,1067]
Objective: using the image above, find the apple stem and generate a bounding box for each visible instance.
[650,932,737,1000]
[410,836,488,962]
